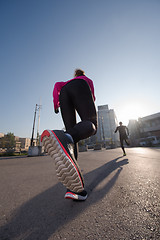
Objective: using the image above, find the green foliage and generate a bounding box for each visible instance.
[0,137,5,148]
[78,140,85,146]
[0,132,16,150]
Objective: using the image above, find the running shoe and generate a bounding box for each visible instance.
[41,130,84,193]
[65,190,88,201]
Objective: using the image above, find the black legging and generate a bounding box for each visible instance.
[59,79,97,158]
[120,136,129,154]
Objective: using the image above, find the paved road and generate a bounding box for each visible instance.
[0,147,160,240]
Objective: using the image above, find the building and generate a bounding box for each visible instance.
[0,133,4,138]
[0,133,31,151]
[14,136,31,151]
[96,105,119,147]
[137,112,160,146]
[138,112,160,138]
[128,120,141,146]
[19,137,31,150]
[127,112,160,147]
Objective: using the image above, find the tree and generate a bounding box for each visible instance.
[0,137,5,148]
[5,132,16,151]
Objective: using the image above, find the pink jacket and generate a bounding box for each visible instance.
[53,75,95,111]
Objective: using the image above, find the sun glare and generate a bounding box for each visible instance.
[116,103,147,125]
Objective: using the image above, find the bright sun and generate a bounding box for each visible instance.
[116,102,148,125]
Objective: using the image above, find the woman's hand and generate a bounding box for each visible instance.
[55,108,59,114]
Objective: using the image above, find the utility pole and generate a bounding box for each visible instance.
[30,103,42,147]
[36,101,42,146]
[29,103,42,156]
[31,104,38,146]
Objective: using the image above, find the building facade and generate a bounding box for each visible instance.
[137,112,160,146]
[138,112,160,138]
[128,120,141,146]
[127,112,160,147]
[0,133,31,152]
[19,137,31,150]
[0,133,4,138]
[96,105,119,147]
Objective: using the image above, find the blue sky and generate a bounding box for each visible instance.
[1,0,160,138]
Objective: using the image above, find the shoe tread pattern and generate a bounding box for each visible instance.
[42,131,84,193]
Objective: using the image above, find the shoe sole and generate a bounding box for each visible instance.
[65,192,87,201]
[41,130,84,193]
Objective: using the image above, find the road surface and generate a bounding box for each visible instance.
[0,147,160,239]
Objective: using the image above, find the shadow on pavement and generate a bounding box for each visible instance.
[0,157,129,240]
[0,155,28,160]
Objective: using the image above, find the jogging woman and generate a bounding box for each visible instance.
[41,69,97,200]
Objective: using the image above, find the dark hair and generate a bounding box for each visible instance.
[119,122,122,125]
[74,69,85,77]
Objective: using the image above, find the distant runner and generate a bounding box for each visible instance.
[115,122,130,156]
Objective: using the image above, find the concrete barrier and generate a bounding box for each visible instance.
[28,146,42,156]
